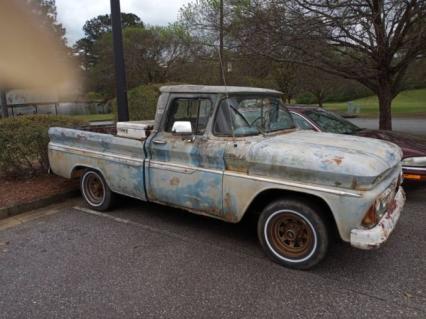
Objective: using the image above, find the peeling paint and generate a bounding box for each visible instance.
[350,188,405,249]
[47,88,406,247]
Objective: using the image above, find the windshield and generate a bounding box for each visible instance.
[214,95,295,136]
[303,109,361,134]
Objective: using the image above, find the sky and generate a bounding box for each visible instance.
[56,0,190,45]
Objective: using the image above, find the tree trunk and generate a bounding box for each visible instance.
[377,85,393,130]
[315,90,324,108]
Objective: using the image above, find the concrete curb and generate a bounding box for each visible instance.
[0,189,80,220]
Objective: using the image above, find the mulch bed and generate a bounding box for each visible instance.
[0,174,79,209]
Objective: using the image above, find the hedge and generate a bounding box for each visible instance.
[112,84,162,121]
[0,115,86,177]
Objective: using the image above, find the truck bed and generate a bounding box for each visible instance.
[48,127,147,201]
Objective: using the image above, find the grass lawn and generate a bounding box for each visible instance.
[69,113,114,122]
[65,88,426,121]
[324,88,426,117]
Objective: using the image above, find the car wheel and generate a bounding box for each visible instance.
[80,169,114,211]
[258,199,329,270]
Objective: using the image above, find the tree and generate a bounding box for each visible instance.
[298,67,346,107]
[88,25,187,95]
[82,13,144,43]
[273,62,300,103]
[74,13,144,70]
[180,0,245,83]
[236,0,426,130]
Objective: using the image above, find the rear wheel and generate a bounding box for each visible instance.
[80,169,114,211]
[257,199,329,269]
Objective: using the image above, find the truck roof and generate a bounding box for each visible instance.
[160,85,282,95]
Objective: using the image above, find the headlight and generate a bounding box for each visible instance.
[375,190,390,219]
[401,157,426,167]
[362,186,395,228]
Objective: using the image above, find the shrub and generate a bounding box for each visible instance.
[0,115,86,177]
[112,84,162,121]
[295,92,317,104]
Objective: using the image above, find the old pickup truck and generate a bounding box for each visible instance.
[48,85,405,269]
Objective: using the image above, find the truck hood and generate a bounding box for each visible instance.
[244,130,402,190]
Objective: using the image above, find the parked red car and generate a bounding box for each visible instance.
[289,106,426,182]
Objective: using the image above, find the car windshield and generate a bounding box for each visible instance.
[303,109,361,134]
[214,95,295,136]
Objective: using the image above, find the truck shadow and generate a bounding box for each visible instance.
[105,181,425,284]
[74,183,423,310]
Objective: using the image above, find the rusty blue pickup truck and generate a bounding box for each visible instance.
[48,85,405,269]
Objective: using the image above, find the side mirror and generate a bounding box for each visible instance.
[171,121,192,135]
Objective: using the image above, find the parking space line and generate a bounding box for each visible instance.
[73,206,211,244]
[0,207,62,231]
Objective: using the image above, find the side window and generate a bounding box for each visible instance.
[292,113,314,130]
[165,98,212,135]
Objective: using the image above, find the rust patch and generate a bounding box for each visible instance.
[223,192,237,222]
[224,156,249,174]
[169,177,180,186]
[224,192,232,210]
[223,211,236,222]
[332,156,344,165]
[323,156,344,166]
[351,177,358,190]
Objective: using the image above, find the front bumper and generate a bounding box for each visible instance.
[350,187,406,250]
[403,166,426,181]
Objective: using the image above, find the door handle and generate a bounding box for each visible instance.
[183,136,195,143]
[153,139,167,145]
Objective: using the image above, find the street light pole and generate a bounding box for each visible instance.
[110,0,129,121]
[218,0,224,84]
[0,89,8,118]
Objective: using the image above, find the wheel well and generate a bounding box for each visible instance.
[71,165,98,178]
[244,189,338,238]
[71,166,86,178]
[71,166,114,192]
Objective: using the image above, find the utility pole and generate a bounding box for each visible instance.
[0,89,8,118]
[110,0,129,121]
[219,0,224,84]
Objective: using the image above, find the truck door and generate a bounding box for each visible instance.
[146,96,225,216]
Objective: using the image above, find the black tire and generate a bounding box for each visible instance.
[257,199,329,270]
[80,169,114,211]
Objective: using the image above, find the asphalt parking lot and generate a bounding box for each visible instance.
[0,182,425,318]
[348,118,426,136]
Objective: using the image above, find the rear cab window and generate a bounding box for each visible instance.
[165,98,212,135]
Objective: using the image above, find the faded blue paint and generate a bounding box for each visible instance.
[48,127,146,201]
[147,133,225,217]
[147,168,223,214]
[243,130,402,190]
[47,87,405,244]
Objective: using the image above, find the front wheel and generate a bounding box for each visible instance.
[80,169,114,211]
[257,199,329,269]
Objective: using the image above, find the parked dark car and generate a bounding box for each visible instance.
[289,106,426,182]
